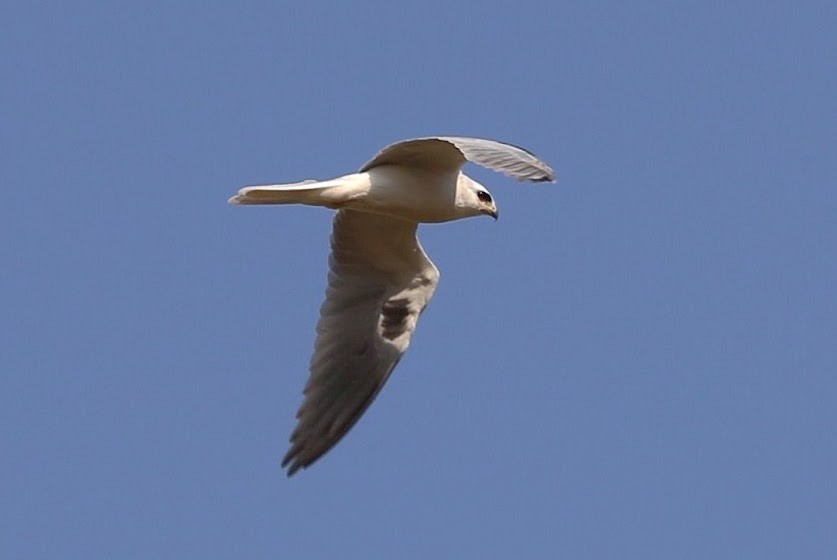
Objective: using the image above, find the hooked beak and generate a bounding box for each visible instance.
[482,207,499,220]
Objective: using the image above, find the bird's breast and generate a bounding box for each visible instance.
[350,166,460,223]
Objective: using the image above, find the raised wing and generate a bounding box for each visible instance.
[360,136,556,182]
[282,210,440,475]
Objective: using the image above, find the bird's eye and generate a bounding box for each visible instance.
[477,191,492,203]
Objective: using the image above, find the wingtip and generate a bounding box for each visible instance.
[540,164,557,183]
[537,167,557,183]
[281,446,303,477]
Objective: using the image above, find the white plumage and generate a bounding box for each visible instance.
[229,136,555,475]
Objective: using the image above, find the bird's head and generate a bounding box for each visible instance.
[455,173,498,220]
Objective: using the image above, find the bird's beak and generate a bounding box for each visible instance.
[483,207,499,220]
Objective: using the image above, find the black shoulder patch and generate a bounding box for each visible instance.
[380,298,412,340]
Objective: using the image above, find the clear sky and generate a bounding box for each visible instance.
[2,1,835,558]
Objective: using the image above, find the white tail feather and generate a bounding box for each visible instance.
[228,173,370,209]
[228,179,340,206]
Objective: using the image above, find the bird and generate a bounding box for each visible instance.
[229,136,556,475]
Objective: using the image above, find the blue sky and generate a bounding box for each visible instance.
[2,1,836,558]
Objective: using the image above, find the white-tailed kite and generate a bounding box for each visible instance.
[229,136,555,475]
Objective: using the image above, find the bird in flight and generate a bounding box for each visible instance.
[229,136,556,475]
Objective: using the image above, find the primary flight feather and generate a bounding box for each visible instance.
[229,136,555,475]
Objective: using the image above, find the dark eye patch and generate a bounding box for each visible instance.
[477,191,492,203]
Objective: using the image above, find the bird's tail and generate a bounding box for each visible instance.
[228,176,362,206]
[229,179,326,205]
